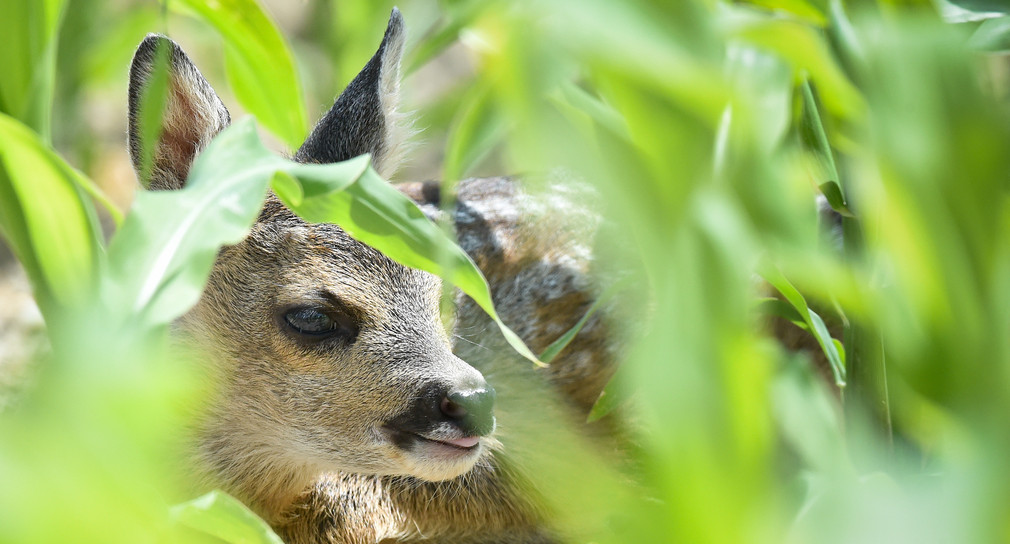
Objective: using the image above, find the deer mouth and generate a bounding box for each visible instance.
[382,426,483,456]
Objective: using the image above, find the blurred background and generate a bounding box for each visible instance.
[3,0,1010,542]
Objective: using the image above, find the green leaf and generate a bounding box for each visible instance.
[540,278,626,364]
[969,16,1010,51]
[405,0,489,75]
[0,113,102,313]
[945,0,1010,16]
[444,81,508,182]
[172,0,308,150]
[103,120,275,327]
[755,297,808,330]
[172,490,284,544]
[818,181,854,218]
[550,81,631,143]
[274,160,541,365]
[586,382,620,423]
[771,354,849,474]
[0,0,67,141]
[727,15,864,121]
[761,266,846,387]
[743,0,828,26]
[799,78,840,184]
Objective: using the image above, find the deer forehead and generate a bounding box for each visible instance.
[230,218,442,316]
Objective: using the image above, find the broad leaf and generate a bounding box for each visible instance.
[969,16,1010,51]
[945,0,1010,16]
[103,119,278,327]
[727,15,864,120]
[172,0,308,150]
[172,490,284,544]
[0,113,102,314]
[0,0,66,141]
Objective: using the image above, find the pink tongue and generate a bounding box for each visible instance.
[446,436,480,448]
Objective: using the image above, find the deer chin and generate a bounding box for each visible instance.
[379,426,486,481]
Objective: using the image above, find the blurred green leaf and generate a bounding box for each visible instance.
[550,81,631,143]
[757,297,808,329]
[799,79,840,185]
[0,0,66,141]
[540,282,619,364]
[945,0,1010,15]
[726,14,864,120]
[725,43,793,153]
[0,113,103,314]
[968,16,1010,50]
[172,0,308,150]
[587,382,621,423]
[819,181,854,218]
[405,0,488,75]
[772,354,849,473]
[743,0,828,26]
[172,490,284,544]
[444,81,508,182]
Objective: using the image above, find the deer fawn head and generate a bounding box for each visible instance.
[127,9,495,518]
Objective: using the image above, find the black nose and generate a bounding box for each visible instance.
[440,387,496,436]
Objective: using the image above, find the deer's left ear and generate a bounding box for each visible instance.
[295,8,408,178]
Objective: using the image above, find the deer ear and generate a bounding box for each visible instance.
[295,8,408,178]
[128,34,231,191]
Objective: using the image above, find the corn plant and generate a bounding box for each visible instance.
[1,0,1009,542]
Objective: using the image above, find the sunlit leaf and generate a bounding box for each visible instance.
[945,0,1010,16]
[968,15,1010,50]
[0,0,66,141]
[172,0,308,150]
[444,81,508,182]
[172,490,284,544]
[726,14,864,120]
[0,113,102,313]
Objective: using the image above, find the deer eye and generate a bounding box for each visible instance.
[284,308,334,335]
[282,306,359,343]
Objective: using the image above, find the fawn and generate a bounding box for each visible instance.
[129,8,620,543]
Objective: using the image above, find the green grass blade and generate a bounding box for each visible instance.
[762,266,846,387]
[540,278,626,364]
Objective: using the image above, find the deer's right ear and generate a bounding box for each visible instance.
[128,34,230,191]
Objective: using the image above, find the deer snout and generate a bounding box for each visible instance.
[440,385,496,437]
[383,371,497,453]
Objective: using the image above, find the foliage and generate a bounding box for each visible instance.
[1,0,1010,543]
